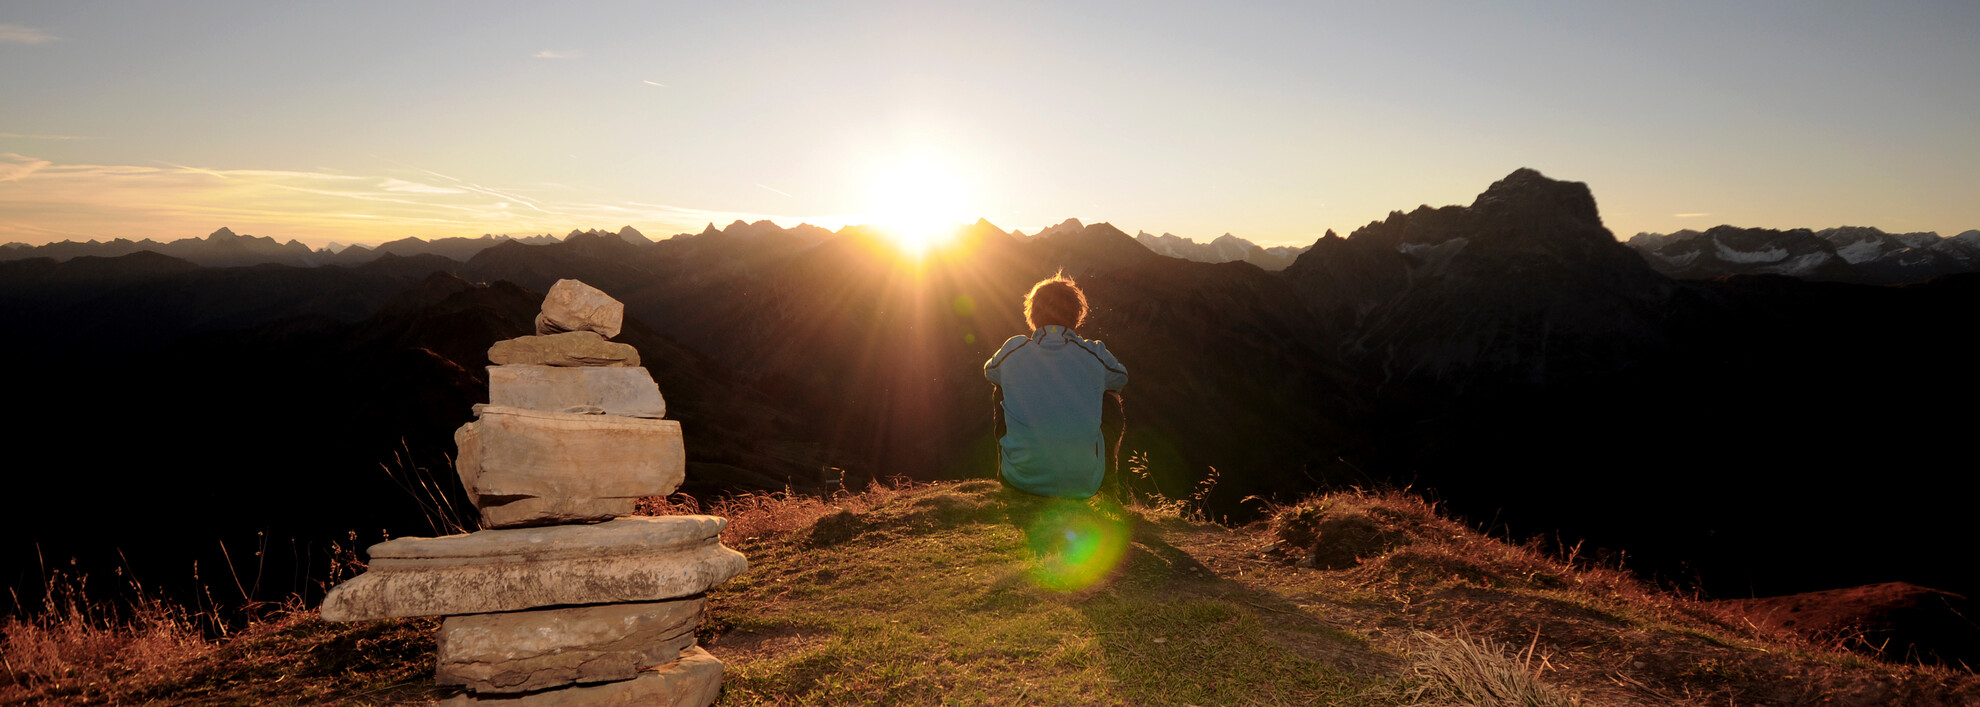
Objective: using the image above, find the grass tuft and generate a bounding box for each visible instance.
[1404,629,1579,707]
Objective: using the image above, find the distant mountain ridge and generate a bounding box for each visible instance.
[1133,231,1310,271]
[14,215,1979,287]
[5,219,1311,271]
[1628,225,1980,284]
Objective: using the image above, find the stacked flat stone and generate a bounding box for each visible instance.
[321,279,745,706]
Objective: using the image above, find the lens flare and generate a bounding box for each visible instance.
[1023,498,1130,591]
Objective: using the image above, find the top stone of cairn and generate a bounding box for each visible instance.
[536,279,625,339]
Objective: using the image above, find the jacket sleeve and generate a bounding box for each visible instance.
[984,336,1027,386]
[1090,340,1129,392]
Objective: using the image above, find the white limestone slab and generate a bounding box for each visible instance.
[488,365,666,419]
[455,406,684,514]
[319,516,745,621]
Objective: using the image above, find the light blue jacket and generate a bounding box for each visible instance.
[983,326,1129,498]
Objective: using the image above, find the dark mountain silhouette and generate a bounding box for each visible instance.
[330,234,550,265]
[1629,225,1980,284]
[6,228,592,268]
[0,250,468,352]
[5,168,1978,664]
[0,227,324,267]
[1286,167,1675,395]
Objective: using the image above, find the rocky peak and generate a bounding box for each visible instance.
[1035,218,1085,239]
[700,223,722,238]
[207,227,239,240]
[1468,168,1605,237]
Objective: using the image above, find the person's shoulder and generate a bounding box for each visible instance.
[985,335,1032,369]
[1071,332,1116,352]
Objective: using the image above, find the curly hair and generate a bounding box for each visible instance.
[1023,271,1088,330]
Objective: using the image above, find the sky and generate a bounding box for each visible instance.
[3,1,1977,249]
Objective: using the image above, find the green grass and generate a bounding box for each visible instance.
[703,486,1391,706]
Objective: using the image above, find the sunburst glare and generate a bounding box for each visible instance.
[865,157,971,257]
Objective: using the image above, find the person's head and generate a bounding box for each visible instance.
[1024,272,1088,331]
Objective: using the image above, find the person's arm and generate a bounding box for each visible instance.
[983,336,1028,386]
[1088,340,1129,392]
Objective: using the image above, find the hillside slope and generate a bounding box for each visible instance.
[11,481,1971,705]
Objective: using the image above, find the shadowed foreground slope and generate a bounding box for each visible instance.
[10,481,1973,705]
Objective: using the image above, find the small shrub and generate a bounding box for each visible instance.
[1272,503,1330,549]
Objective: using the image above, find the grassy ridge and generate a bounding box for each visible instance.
[6,480,1976,705]
[693,480,1383,705]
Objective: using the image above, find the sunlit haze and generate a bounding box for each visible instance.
[3,2,1977,248]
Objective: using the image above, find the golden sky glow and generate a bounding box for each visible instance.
[3,3,1978,248]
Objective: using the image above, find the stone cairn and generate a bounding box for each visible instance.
[321,279,747,706]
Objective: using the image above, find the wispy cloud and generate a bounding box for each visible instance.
[1673,212,1712,218]
[1,153,52,181]
[0,132,92,141]
[642,80,667,87]
[0,24,56,44]
[380,178,466,195]
[757,183,792,198]
[0,154,838,247]
[533,49,576,59]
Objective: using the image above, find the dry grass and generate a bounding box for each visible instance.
[1216,488,1980,706]
[0,530,408,705]
[1,568,214,699]
[635,477,923,545]
[1405,630,1579,707]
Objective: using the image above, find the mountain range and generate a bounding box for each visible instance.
[5,169,1977,654]
[1629,225,1980,284]
[15,211,1980,286]
[5,221,1311,271]
[1132,229,1310,270]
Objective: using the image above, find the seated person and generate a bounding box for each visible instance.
[983,273,1129,498]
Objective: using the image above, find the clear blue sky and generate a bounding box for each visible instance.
[3,1,1976,247]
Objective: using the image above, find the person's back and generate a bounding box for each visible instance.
[983,274,1128,498]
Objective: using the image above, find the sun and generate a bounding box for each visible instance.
[865,158,971,257]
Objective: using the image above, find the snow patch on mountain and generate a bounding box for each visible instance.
[1776,252,1834,276]
[1833,237,1885,264]
[1714,238,1788,264]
